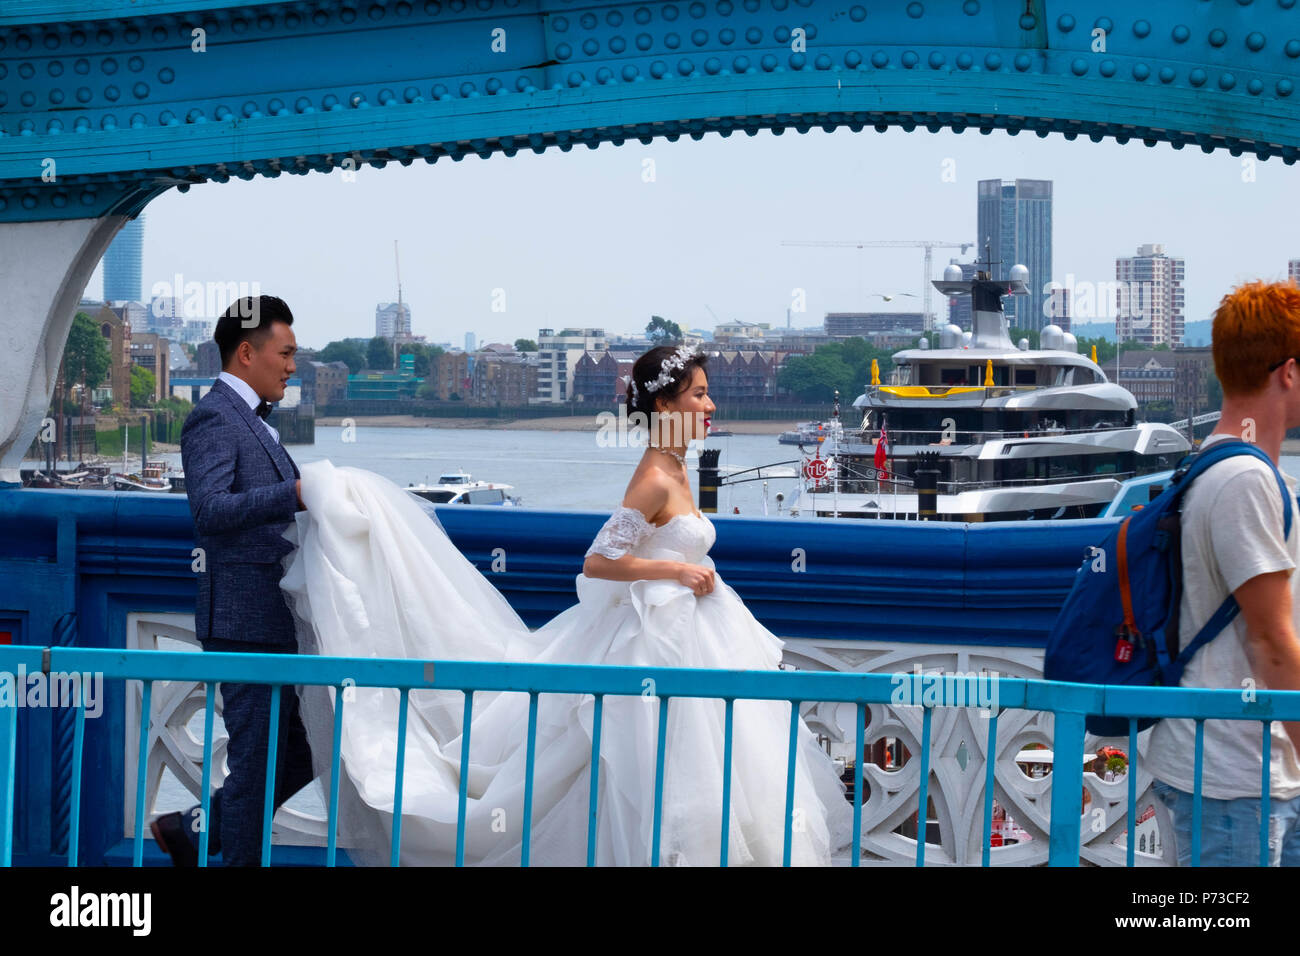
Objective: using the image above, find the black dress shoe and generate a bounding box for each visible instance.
[150,811,198,867]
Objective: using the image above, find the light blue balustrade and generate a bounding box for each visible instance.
[3,645,1298,867]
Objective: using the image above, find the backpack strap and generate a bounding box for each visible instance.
[1116,517,1138,638]
[1173,440,1293,538]
[1162,596,1240,686]
[1159,439,1295,685]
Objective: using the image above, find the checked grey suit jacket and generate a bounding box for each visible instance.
[180,378,302,645]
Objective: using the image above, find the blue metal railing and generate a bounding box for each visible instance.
[3,644,1299,867]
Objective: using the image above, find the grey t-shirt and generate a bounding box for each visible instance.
[1146,433,1300,799]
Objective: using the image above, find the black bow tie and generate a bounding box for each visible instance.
[255,400,273,420]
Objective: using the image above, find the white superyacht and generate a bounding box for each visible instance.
[791,261,1190,521]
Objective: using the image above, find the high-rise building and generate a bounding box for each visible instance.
[375,302,411,339]
[103,215,145,302]
[1290,259,1299,285]
[1115,243,1186,347]
[465,331,477,353]
[976,179,1053,332]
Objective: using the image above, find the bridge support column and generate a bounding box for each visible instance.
[0,216,127,485]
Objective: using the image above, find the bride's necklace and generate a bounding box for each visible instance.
[652,446,687,468]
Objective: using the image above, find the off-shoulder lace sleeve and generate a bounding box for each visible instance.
[585,506,657,560]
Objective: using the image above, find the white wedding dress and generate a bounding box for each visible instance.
[279,460,854,866]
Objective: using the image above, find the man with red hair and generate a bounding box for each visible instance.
[1147,280,1300,866]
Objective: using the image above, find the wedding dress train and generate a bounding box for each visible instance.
[279,460,854,865]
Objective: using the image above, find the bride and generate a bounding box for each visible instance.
[279,344,855,865]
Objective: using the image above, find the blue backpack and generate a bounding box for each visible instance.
[1043,439,1293,737]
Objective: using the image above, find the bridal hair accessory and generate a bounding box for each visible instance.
[644,344,702,394]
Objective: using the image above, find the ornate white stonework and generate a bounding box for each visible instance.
[783,637,1174,866]
[123,612,328,846]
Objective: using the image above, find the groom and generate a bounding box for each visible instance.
[151,294,316,866]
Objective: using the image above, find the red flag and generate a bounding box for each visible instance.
[874,416,888,470]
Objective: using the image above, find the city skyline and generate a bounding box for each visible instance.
[87,126,1300,350]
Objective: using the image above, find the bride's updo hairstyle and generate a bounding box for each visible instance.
[624,344,709,418]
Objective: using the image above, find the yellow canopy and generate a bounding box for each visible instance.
[877,385,986,398]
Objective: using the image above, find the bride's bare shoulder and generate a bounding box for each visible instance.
[621,466,671,525]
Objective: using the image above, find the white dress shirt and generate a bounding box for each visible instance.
[217,371,280,443]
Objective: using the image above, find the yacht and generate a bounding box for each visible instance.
[778,421,837,446]
[789,261,1190,521]
[405,470,520,506]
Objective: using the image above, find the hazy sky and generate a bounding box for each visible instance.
[90,125,1300,351]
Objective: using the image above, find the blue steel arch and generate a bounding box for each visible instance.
[1,0,1299,223]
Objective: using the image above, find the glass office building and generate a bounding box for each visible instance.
[976,180,1053,332]
[102,214,144,302]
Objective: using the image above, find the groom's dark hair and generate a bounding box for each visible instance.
[215,295,295,368]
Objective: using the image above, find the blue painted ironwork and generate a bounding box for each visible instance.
[327,688,345,868]
[132,680,151,867]
[67,680,85,866]
[390,686,410,867]
[650,695,669,867]
[851,701,864,866]
[2,1,1299,224]
[916,704,932,866]
[455,691,472,868]
[781,700,798,868]
[1261,721,1272,868]
[980,708,997,868]
[6,646,1300,866]
[1126,718,1138,869]
[720,696,734,866]
[260,683,282,867]
[520,691,538,867]
[1192,718,1204,866]
[198,682,215,866]
[586,693,603,867]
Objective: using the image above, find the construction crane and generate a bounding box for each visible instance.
[781,240,974,331]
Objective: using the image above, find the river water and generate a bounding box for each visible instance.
[125,424,807,515]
